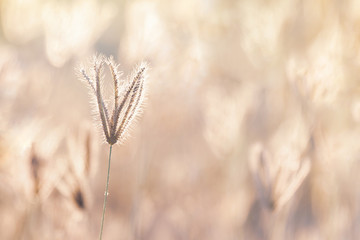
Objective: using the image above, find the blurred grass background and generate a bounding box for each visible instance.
[1,0,360,239]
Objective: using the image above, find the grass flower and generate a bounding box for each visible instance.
[79,54,147,239]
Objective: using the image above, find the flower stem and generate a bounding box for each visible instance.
[99,144,113,240]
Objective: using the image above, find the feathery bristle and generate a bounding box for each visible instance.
[79,55,148,145]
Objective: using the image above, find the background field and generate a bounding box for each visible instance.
[0,0,360,239]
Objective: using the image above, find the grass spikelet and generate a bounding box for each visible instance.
[78,54,148,240]
[79,55,147,145]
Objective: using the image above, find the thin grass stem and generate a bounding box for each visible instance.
[99,144,113,240]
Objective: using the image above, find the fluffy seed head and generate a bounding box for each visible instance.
[79,55,148,145]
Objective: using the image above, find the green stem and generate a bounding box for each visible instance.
[99,144,113,240]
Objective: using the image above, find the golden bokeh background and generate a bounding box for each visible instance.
[0,0,360,239]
